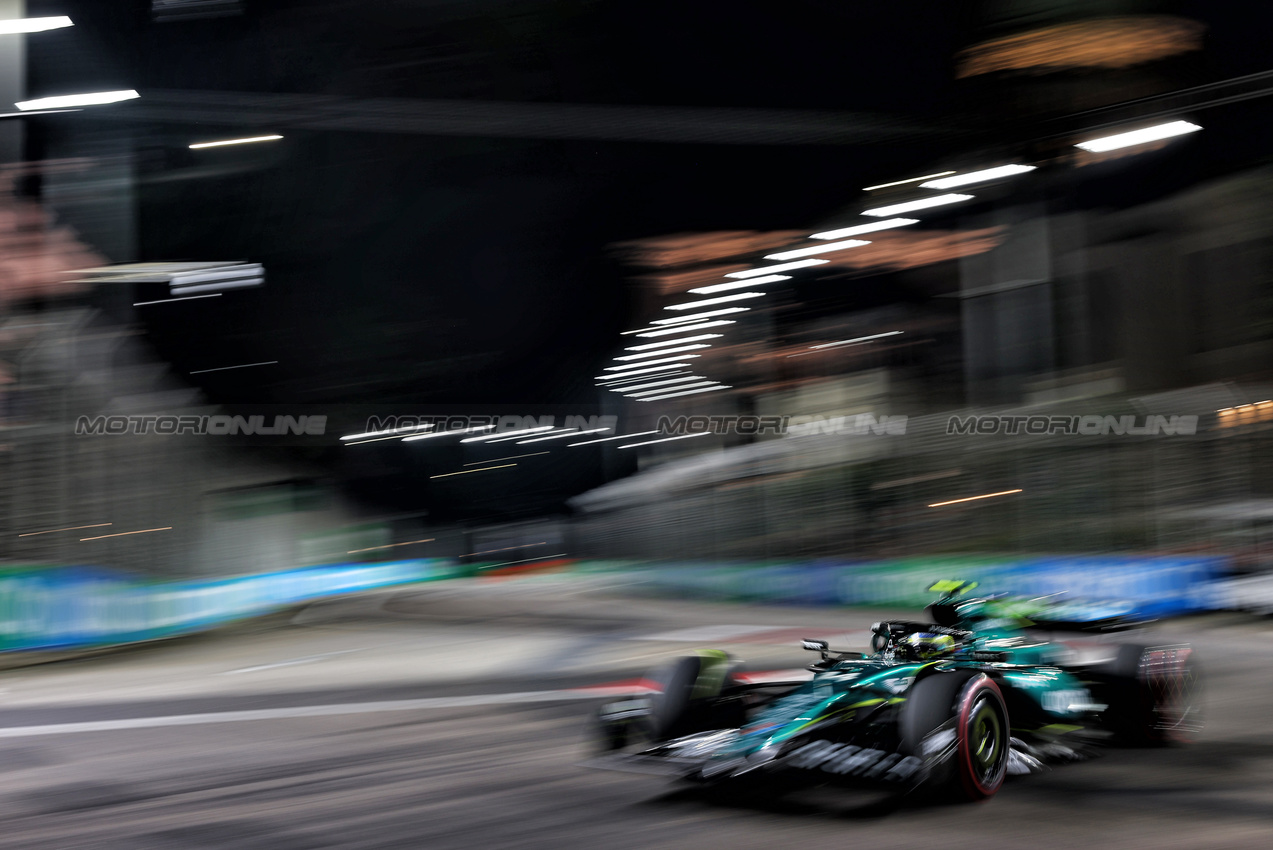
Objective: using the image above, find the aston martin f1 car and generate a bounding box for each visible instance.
[589,581,1202,801]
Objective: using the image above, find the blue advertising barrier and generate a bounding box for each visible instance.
[0,559,457,653]
[621,556,1228,616]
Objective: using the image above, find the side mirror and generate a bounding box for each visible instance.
[870,622,891,653]
[802,639,829,653]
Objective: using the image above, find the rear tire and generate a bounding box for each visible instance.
[1097,644,1203,746]
[901,671,1010,801]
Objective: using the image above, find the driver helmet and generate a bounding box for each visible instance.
[897,632,956,661]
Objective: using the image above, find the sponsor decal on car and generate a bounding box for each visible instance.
[785,740,923,781]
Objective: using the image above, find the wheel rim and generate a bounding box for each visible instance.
[1157,666,1204,740]
[1139,648,1204,742]
[969,697,1003,777]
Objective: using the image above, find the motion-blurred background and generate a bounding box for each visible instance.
[5,1,1273,602]
[2,3,1273,848]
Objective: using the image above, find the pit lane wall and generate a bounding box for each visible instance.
[571,556,1228,617]
[0,559,459,653]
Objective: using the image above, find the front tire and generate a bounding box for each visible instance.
[901,671,1010,801]
[647,651,740,742]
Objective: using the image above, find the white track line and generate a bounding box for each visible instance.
[222,649,363,675]
[0,688,628,738]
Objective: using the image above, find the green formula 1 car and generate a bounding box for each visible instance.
[589,581,1202,801]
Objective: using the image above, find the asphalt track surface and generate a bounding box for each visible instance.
[0,576,1270,849]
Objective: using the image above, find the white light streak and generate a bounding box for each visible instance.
[342,423,435,441]
[606,376,706,392]
[568,431,659,447]
[18,523,110,538]
[516,427,612,444]
[807,330,904,350]
[862,194,973,217]
[928,489,1023,508]
[636,321,736,337]
[134,293,223,306]
[689,275,789,295]
[613,344,710,361]
[189,360,277,374]
[81,527,172,541]
[763,239,870,261]
[618,432,714,448]
[0,108,81,118]
[863,171,956,191]
[809,218,919,240]
[724,259,829,279]
[406,425,495,442]
[482,428,574,444]
[0,17,74,35]
[430,464,517,479]
[635,385,733,402]
[16,89,138,111]
[651,308,750,324]
[593,363,691,379]
[919,164,1036,189]
[343,434,421,446]
[463,452,548,465]
[603,356,698,371]
[459,425,553,443]
[626,335,722,351]
[664,293,765,311]
[348,538,435,554]
[190,135,284,150]
[624,381,718,397]
[1075,120,1201,152]
[596,370,692,385]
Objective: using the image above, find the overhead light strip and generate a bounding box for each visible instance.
[624,381,718,397]
[919,164,1035,189]
[665,293,765,311]
[863,171,955,191]
[689,275,789,295]
[618,433,714,448]
[637,321,736,337]
[635,384,733,402]
[809,330,904,350]
[593,363,692,379]
[626,335,722,351]
[809,218,919,241]
[613,344,710,361]
[862,194,973,217]
[516,427,613,444]
[650,308,749,325]
[1075,120,1201,152]
[763,239,870,261]
[16,89,138,111]
[190,134,284,149]
[605,375,706,392]
[0,17,75,35]
[568,431,659,447]
[724,259,829,279]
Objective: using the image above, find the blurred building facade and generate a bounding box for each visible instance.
[573,164,1273,569]
[0,172,382,577]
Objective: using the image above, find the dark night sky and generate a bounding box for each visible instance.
[22,1,1273,408]
[26,0,977,407]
